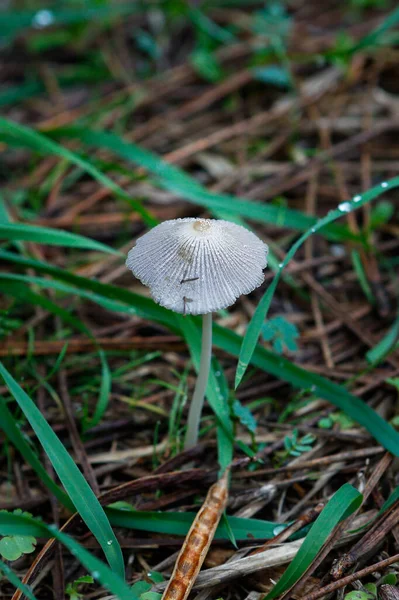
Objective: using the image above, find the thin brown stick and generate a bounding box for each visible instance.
[301,553,399,600]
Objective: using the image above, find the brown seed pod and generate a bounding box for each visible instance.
[161,468,230,600]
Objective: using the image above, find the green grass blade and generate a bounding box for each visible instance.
[215,324,399,456]
[0,513,138,600]
[366,312,399,365]
[3,250,399,455]
[106,507,278,540]
[0,273,138,319]
[2,278,89,336]
[355,6,399,51]
[83,350,111,431]
[351,250,375,305]
[50,127,355,240]
[0,250,176,329]
[0,362,125,578]
[0,559,37,600]
[0,117,156,227]
[0,223,121,255]
[0,398,74,511]
[264,483,363,600]
[235,176,399,389]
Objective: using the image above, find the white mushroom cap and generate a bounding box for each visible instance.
[126,218,268,315]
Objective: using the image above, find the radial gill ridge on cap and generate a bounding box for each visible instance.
[126,218,268,315]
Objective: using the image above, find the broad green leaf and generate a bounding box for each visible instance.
[265,484,363,599]
[0,223,121,255]
[0,363,124,578]
[0,534,36,561]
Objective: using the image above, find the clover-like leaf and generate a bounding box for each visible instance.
[0,534,37,561]
[261,316,299,354]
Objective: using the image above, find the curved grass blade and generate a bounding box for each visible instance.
[2,250,399,455]
[264,483,363,600]
[0,252,176,329]
[0,397,74,511]
[235,176,399,389]
[366,311,399,365]
[0,512,138,600]
[0,362,125,578]
[0,117,156,227]
[0,273,137,319]
[0,223,121,255]
[0,559,37,600]
[50,127,355,240]
[214,324,399,456]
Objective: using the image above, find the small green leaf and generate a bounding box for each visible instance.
[252,65,292,88]
[344,592,373,600]
[190,49,223,82]
[261,316,299,355]
[141,593,162,600]
[0,535,37,561]
[131,582,152,596]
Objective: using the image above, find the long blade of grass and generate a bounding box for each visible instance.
[2,278,89,336]
[2,250,399,455]
[0,512,138,600]
[48,127,356,240]
[355,6,399,51]
[264,483,363,600]
[0,362,125,578]
[0,273,138,319]
[214,324,399,456]
[235,176,399,389]
[0,559,37,600]
[0,3,142,43]
[0,223,121,255]
[106,507,278,540]
[0,117,156,227]
[0,398,74,511]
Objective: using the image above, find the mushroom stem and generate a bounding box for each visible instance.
[184,312,213,450]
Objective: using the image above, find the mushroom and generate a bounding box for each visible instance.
[126,218,268,449]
